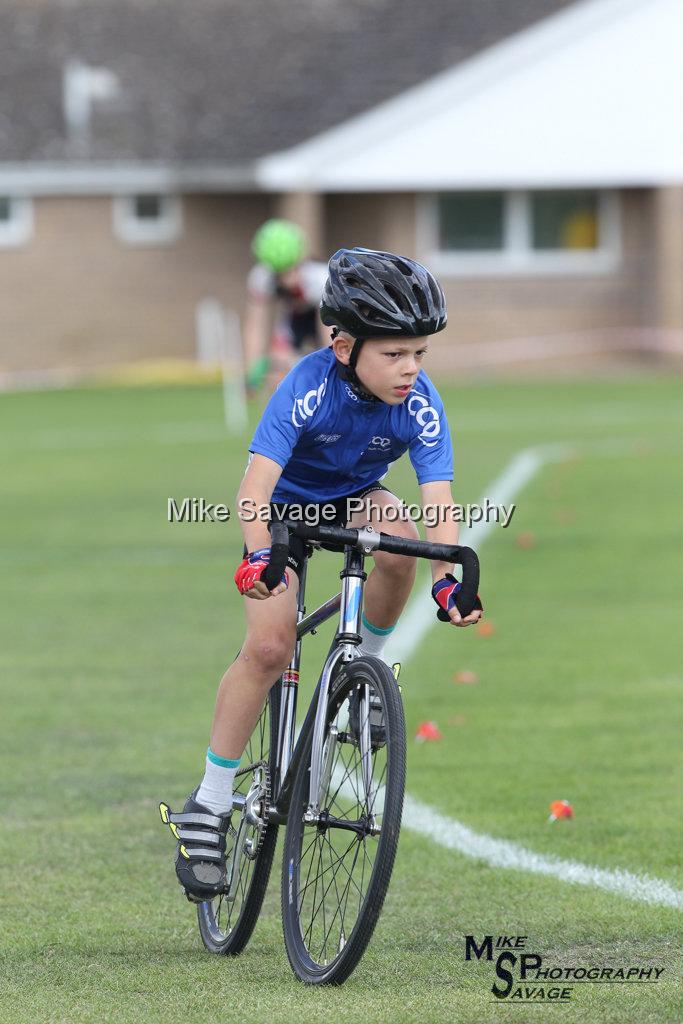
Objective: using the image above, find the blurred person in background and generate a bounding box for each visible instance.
[244,219,331,394]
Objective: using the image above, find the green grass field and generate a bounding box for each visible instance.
[1,372,681,1023]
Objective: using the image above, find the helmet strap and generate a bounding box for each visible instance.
[339,345,379,403]
[330,328,378,401]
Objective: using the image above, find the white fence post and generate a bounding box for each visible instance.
[195,298,248,435]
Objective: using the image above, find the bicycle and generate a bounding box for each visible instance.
[163,518,480,985]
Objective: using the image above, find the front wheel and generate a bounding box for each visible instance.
[281,656,406,984]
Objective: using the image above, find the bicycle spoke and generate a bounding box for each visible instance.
[294,686,388,964]
[302,838,327,948]
[298,833,357,901]
[358,835,367,918]
[318,835,363,959]
[323,831,346,959]
[297,831,322,916]
[303,836,357,954]
[326,729,363,811]
[323,834,365,904]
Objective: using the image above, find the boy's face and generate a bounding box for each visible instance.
[333,333,430,404]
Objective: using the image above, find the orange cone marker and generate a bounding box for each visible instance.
[415,721,443,742]
[453,670,478,685]
[548,799,573,822]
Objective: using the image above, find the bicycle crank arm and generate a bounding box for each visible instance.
[224,813,250,901]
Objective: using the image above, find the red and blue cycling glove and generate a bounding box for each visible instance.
[234,547,289,595]
[431,573,483,622]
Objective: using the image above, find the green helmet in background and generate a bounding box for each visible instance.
[251,219,306,272]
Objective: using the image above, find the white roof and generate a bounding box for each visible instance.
[257,0,683,190]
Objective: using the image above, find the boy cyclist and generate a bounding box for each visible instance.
[163,247,482,902]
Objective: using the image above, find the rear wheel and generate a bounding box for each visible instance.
[281,657,406,984]
[197,681,280,955]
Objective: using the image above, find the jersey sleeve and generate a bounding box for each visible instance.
[407,375,454,484]
[249,360,328,469]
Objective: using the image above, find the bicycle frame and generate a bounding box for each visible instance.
[264,529,379,827]
[234,520,478,828]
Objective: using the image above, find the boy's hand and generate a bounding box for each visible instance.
[431,574,483,627]
[235,548,289,600]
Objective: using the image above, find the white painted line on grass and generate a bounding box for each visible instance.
[401,794,683,909]
[333,768,683,909]
[385,442,683,910]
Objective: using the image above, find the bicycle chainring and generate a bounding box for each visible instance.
[236,759,271,857]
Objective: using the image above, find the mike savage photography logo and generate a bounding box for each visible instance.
[465,934,665,1005]
[167,496,517,529]
[168,497,231,523]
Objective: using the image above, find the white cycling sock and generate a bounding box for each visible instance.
[196,748,240,815]
[358,613,396,664]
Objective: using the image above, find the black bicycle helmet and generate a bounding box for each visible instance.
[320,247,447,342]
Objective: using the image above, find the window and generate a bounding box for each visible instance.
[438,192,504,251]
[531,191,599,250]
[0,196,33,248]
[112,194,182,246]
[133,195,163,221]
[422,190,619,275]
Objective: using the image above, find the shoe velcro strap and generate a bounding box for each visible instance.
[175,828,221,846]
[168,810,225,829]
[181,845,223,862]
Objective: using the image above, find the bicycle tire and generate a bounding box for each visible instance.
[197,680,281,955]
[281,656,406,984]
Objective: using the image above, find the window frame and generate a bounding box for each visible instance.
[0,196,34,249]
[418,189,621,277]
[112,193,183,246]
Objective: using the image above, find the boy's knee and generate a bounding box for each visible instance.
[374,517,419,578]
[243,632,295,675]
[374,550,417,579]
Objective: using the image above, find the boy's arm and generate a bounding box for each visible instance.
[419,480,481,627]
[236,454,286,599]
[237,454,282,549]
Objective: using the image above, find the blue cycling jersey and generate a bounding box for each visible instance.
[249,347,453,503]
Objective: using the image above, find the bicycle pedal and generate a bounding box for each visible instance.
[392,662,401,681]
[183,888,204,905]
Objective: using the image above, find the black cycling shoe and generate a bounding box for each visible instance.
[159,789,235,903]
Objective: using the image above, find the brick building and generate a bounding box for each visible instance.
[0,0,681,375]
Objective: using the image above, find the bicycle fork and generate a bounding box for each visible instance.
[305,542,372,823]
